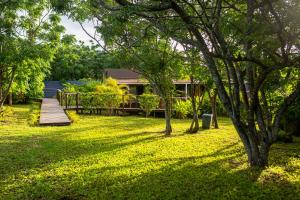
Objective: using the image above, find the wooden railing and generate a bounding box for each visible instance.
[57,90,187,113]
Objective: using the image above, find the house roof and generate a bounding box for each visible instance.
[104,68,190,85]
[117,79,190,85]
[104,68,140,79]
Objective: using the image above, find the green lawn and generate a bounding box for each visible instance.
[0,105,299,200]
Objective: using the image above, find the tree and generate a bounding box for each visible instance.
[138,93,160,118]
[47,35,120,81]
[0,0,63,106]
[90,0,300,167]
[62,2,183,135]
[182,44,206,133]
[119,37,182,135]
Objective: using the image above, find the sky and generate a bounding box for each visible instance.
[61,16,96,45]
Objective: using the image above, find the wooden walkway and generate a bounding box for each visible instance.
[39,98,71,126]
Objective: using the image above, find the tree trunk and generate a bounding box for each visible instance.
[211,94,219,128]
[246,137,270,167]
[0,67,16,107]
[232,119,270,167]
[208,90,219,129]
[0,68,3,109]
[188,76,199,133]
[8,92,12,106]
[164,98,172,135]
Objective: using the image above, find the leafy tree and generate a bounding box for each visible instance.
[48,35,119,81]
[85,0,300,167]
[138,93,160,118]
[0,0,63,106]
[120,37,182,135]
[83,5,183,135]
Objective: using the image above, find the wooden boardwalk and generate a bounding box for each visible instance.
[39,98,71,126]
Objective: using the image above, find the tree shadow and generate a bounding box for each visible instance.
[0,129,164,180]
[4,141,298,200]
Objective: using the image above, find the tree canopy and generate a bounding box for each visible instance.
[52,0,300,167]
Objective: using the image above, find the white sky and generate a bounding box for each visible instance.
[61,16,96,45]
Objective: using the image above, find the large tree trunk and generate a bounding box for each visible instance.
[208,90,219,129]
[164,98,172,135]
[189,83,205,133]
[188,76,199,133]
[0,67,16,108]
[232,119,270,167]
[8,92,12,106]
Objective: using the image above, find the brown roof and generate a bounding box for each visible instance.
[104,68,140,79]
[117,79,190,85]
[117,79,148,85]
[104,68,190,85]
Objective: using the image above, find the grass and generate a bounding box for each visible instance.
[0,104,299,200]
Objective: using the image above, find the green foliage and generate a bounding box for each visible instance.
[27,103,40,126]
[138,93,160,117]
[66,78,128,114]
[173,99,191,119]
[47,35,121,81]
[62,82,78,93]
[0,106,14,123]
[277,130,293,143]
[174,95,227,119]
[0,104,299,199]
[0,0,64,104]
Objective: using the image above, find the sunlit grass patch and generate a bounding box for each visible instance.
[0,105,299,200]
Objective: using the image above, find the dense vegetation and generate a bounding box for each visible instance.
[0,105,299,199]
[52,0,300,167]
[0,0,64,104]
[0,0,299,176]
[47,35,120,81]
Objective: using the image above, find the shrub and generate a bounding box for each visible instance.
[80,93,95,109]
[62,82,78,93]
[277,130,293,143]
[28,104,40,126]
[80,92,123,115]
[61,78,129,115]
[138,93,160,117]
[173,99,191,119]
[0,106,14,123]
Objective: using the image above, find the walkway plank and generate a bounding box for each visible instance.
[39,98,71,126]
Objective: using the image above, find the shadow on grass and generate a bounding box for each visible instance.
[0,128,165,180]
[4,143,299,200]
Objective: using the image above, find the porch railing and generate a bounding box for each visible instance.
[56,89,187,113]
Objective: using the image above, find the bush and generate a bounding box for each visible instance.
[138,93,160,117]
[173,94,227,119]
[80,92,123,115]
[0,106,14,123]
[277,130,293,143]
[80,93,96,109]
[28,103,40,126]
[63,82,78,93]
[173,99,191,119]
[61,78,129,115]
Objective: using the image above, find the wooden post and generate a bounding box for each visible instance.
[76,93,79,114]
[65,93,68,109]
[185,84,188,100]
[59,91,62,106]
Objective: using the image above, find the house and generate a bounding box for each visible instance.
[103,68,192,98]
